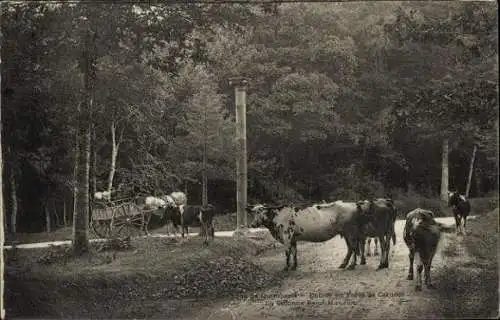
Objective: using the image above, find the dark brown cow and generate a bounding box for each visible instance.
[178,204,215,244]
[448,191,471,234]
[356,198,397,269]
[248,201,365,271]
[197,204,216,245]
[404,208,454,291]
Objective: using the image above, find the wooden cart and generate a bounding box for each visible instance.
[90,198,165,239]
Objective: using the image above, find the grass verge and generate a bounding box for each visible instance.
[434,207,499,319]
[4,234,282,319]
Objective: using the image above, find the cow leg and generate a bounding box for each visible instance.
[425,248,436,288]
[210,222,215,240]
[424,261,434,289]
[407,250,414,280]
[290,243,298,271]
[376,236,389,270]
[283,248,291,271]
[172,223,181,237]
[462,215,467,235]
[416,264,423,291]
[365,238,371,257]
[339,237,353,269]
[373,238,379,256]
[382,233,391,268]
[174,224,180,236]
[201,223,208,245]
[348,235,360,270]
[181,213,185,238]
[144,222,150,237]
[345,235,358,270]
[415,252,423,291]
[360,238,367,265]
[454,214,461,234]
[181,225,189,239]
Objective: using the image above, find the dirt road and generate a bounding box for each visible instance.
[190,217,470,320]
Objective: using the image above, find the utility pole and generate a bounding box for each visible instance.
[229,77,248,230]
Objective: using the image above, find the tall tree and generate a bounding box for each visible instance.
[0,25,6,320]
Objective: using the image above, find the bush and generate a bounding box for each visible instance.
[469,197,499,215]
[393,196,499,219]
[394,195,446,218]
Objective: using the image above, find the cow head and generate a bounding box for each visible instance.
[249,204,285,228]
[447,191,461,207]
[407,209,435,234]
[356,200,374,214]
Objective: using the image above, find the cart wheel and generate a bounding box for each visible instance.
[91,219,112,238]
[110,203,145,238]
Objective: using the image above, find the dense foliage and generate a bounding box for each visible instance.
[1,2,498,232]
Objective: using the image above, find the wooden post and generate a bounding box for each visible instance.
[230,77,248,230]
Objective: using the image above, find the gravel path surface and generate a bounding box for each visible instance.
[188,217,467,320]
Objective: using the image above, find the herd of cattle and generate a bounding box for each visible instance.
[246,191,470,291]
[93,190,471,290]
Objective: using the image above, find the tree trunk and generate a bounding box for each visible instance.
[107,121,123,200]
[63,200,68,227]
[45,202,51,233]
[91,122,97,197]
[0,52,6,319]
[279,151,286,197]
[53,201,60,229]
[440,138,449,201]
[73,123,79,226]
[465,144,477,198]
[73,116,91,255]
[9,168,17,234]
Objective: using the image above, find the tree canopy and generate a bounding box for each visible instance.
[1,1,498,232]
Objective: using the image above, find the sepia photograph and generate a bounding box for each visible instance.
[1,0,498,319]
